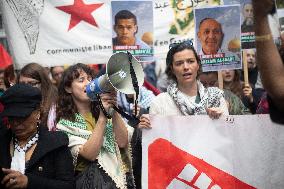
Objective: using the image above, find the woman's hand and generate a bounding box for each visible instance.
[138,114,152,129]
[131,104,141,117]
[99,92,117,117]
[243,84,254,103]
[1,168,28,189]
[206,107,223,120]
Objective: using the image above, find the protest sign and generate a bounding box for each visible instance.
[142,115,284,189]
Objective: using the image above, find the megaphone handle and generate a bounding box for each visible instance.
[133,95,137,116]
[127,51,140,116]
[96,93,140,125]
[96,94,112,119]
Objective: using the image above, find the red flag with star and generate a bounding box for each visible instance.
[56,0,103,31]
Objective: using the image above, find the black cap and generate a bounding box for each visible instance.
[0,83,42,118]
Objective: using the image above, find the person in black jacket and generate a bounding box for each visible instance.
[0,83,75,189]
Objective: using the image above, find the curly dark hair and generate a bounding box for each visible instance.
[56,63,100,122]
[165,41,202,82]
[18,63,58,126]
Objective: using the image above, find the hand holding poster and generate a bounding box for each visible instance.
[142,115,284,189]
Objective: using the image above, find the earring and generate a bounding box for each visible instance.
[36,114,41,128]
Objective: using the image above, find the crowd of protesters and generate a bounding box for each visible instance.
[0,44,270,189]
[0,37,273,189]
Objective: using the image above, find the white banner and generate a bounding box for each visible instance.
[142,115,284,189]
[1,0,225,69]
[1,0,113,68]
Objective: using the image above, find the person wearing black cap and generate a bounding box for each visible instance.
[0,83,75,189]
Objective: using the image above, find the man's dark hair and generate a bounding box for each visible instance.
[114,10,137,25]
[165,41,202,82]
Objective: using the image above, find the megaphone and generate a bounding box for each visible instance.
[86,52,144,100]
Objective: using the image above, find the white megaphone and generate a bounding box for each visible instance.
[86,52,144,100]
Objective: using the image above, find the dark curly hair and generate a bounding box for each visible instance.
[165,41,202,82]
[56,63,100,122]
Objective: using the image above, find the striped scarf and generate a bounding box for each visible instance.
[167,80,223,115]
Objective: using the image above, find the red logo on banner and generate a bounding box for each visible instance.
[148,138,256,189]
[56,0,103,31]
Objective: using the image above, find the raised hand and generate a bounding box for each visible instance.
[243,84,253,103]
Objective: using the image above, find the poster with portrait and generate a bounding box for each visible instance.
[276,0,284,35]
[153,0,223,62]
[111,0,154,63]
[194,5,242,72]
[240,0,256,49]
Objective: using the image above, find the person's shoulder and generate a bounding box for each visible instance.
[150,92,180,115]
[152,92,171,103]
[156,92,170,98]
[40,128,69,147]
[223,89,238,98]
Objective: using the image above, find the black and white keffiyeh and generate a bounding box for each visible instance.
[167,80,224,115]
[11,132,39,174]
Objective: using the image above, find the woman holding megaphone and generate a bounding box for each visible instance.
[56,63,135,189]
